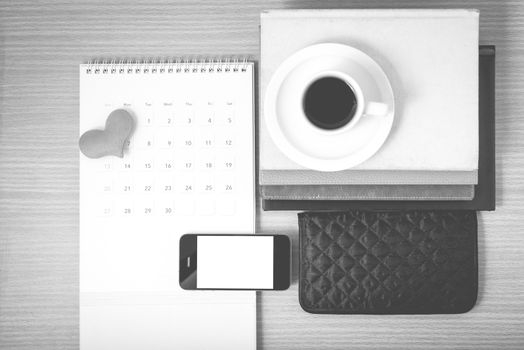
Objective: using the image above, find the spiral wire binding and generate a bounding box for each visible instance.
[85,57,252,75]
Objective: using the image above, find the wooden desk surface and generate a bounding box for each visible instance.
[1,1,523,349]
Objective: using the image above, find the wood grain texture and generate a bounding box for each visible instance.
[0,0,523,349]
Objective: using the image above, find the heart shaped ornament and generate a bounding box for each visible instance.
[79,109,135,159]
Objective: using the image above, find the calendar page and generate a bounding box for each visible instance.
[79,61,255,350]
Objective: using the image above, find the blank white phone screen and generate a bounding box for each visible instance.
[197,236,274,289]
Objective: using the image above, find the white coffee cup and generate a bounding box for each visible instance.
[302,70,388,134]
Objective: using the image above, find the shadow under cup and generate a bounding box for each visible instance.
[303,76,358,130]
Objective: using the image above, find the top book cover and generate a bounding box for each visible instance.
[260,10,479,174]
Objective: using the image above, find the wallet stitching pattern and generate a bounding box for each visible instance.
[299,211,478,314]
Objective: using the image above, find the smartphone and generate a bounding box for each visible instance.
[179,234,290,290]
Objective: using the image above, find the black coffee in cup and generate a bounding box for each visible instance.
[303,76,358,130]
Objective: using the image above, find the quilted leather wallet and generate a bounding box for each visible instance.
[299,211,478,314]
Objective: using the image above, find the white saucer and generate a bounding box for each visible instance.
[264,43,395,172]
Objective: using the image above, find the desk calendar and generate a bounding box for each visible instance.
[79,59,255,350]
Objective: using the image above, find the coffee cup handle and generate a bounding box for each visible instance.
[364,102,389,117]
